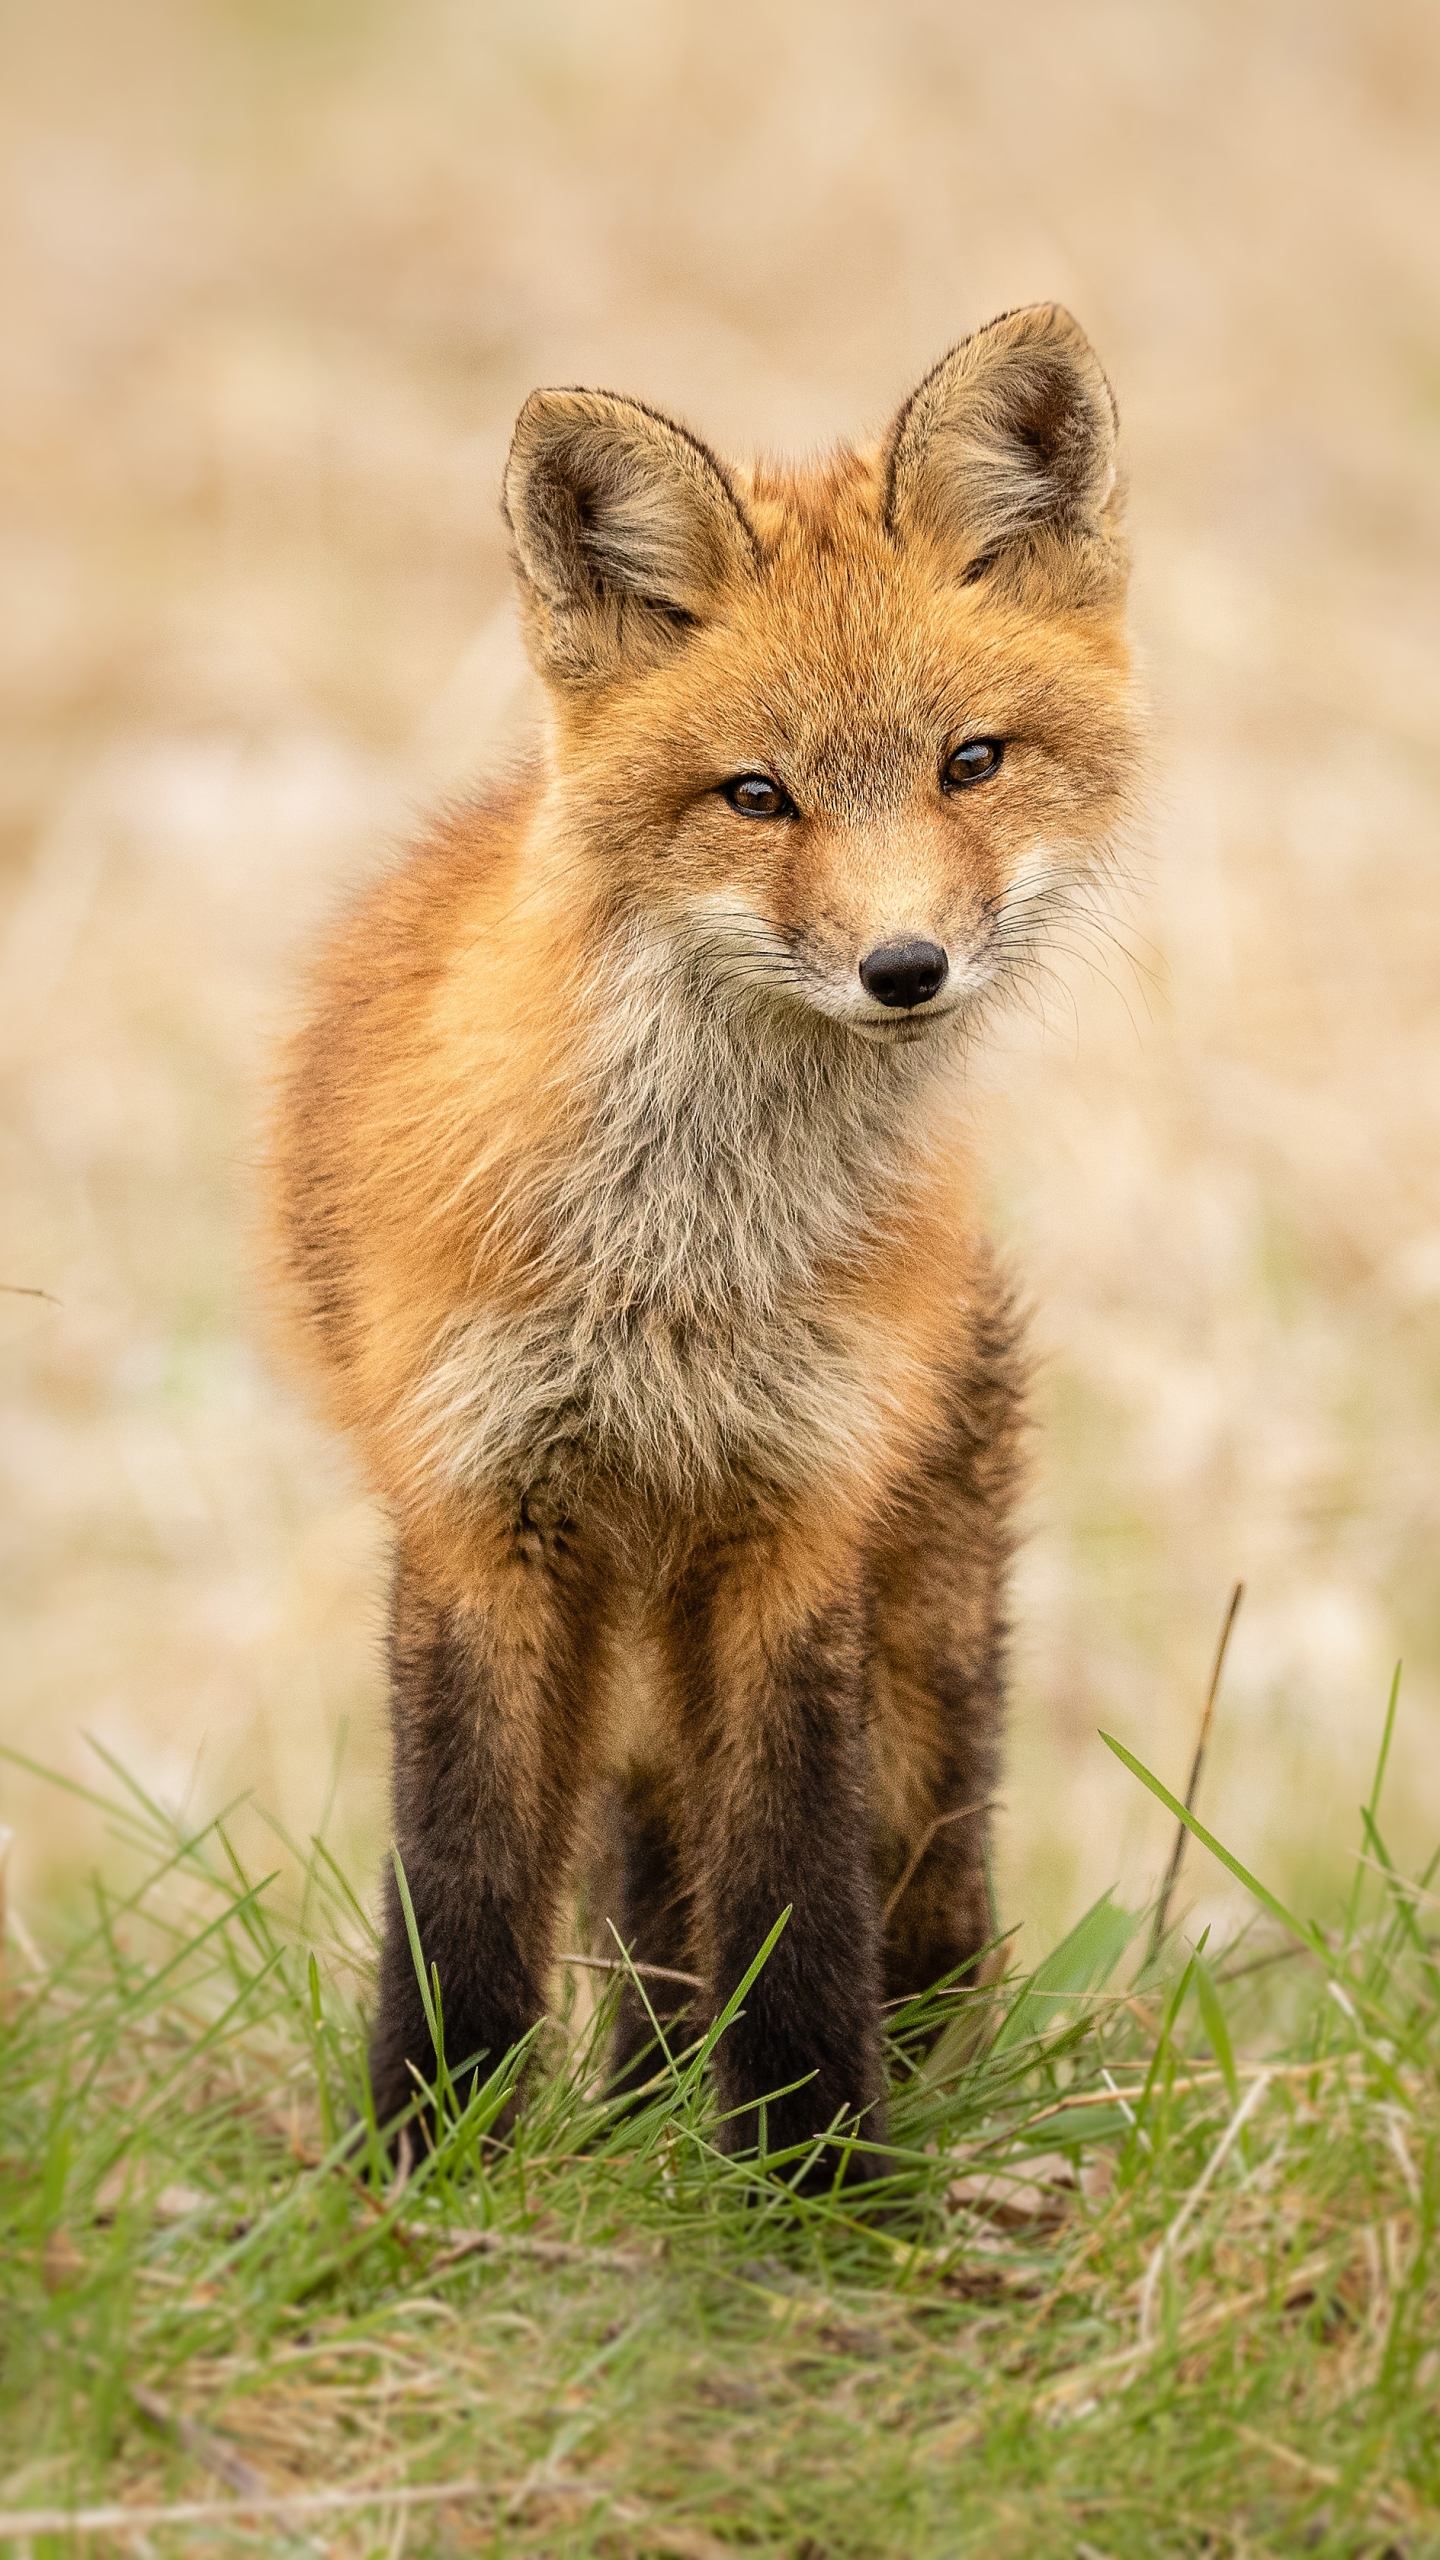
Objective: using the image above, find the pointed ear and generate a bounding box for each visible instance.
[502,390,759,684]
[883,305,1123,599]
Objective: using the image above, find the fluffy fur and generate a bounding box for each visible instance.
[264,302,1142,2177]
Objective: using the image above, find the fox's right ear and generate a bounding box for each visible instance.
[884,305,1124,602]
[503,390,758,685]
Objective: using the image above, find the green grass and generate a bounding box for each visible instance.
[1,1698,1438,2558]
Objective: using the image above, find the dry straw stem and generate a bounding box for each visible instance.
[556,1950,706,1990]
[0,2477,485,2540]
[1231,2424,1415,2532]
[0,1831,45,1995]
[882,1797,998,1928]
[0,2478,740,2559]
[1036,2243,1336,2410]
[1135,2068,1273,2348]
[1022,2049,1346,2130]
[126,2381,265,2499]
[1149,1582,1244,1962]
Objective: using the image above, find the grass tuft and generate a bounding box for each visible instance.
[2,1695,1439,2556]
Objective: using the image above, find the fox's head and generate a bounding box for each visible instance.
[503,305,1140,1047]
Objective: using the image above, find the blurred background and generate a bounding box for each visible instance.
[3,0,1439,1959]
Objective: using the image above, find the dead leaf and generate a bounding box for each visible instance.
[94,2174,209,2226]
[154,2183,208,2223]
[1080,2150,1118,2203]
[946,2148,1080,2227]
[43,2229,85,2292]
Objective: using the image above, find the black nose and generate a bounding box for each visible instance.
[858,939,949,1009]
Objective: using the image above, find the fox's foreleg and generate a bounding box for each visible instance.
[668,1536,886,2182]
[370,1520,603,2142]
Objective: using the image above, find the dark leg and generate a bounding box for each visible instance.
[369,1524,603,2139]
[667,1546,885,2181]
[870,1262,1026,2013]
[589,1769,697,2098]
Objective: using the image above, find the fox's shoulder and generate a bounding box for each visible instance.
[268,764,550,1278]
[304,769,539,1026]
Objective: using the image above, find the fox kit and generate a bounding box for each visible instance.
[267,304,1139,2176]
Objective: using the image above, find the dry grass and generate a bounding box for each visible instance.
[2,1,1440,1968]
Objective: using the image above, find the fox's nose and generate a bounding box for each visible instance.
[858,940,949,1009]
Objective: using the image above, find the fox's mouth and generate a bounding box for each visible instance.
[789,964,980,1041]
[846,1003,962,1044]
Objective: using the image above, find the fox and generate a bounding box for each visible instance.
[265,302,1141,2181]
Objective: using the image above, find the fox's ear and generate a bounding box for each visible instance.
[883,305,1123,599]
[503,390,758,683]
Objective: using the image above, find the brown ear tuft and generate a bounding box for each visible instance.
[503,390,759,684]
[884,305,1123,597]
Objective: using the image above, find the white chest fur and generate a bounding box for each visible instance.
[406,934,952,1512]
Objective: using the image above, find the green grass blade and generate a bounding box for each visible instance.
[309,1833,382,1950]
[390,1847,439,2057]
[1345,1663,1404,1947]
[1101,1731,1325,1954]
[991,1889,1142,2055]
[1193,1947,1240,2108]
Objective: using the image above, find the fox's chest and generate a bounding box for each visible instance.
[406,1279,895,1513]
[403,993,946,1514]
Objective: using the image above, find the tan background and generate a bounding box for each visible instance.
[3,0,1438,1958]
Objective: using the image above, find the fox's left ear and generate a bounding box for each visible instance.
[884,304,1124,601]
[503,389,758,684]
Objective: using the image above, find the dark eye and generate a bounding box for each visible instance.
[942,738,1005,791]
[720,772,797,820]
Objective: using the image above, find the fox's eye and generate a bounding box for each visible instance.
[942,738,1005,791]
[720,773,796,820]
